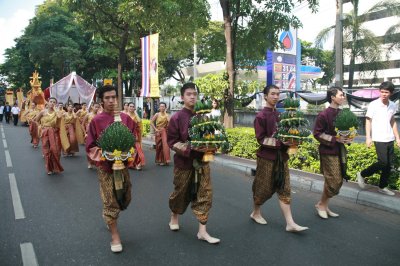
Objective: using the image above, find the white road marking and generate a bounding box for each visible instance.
[20,242,39,266]
[9,173,25,219]
[1,132,5,138]
[3,139,7,148]
[5,150,12,167]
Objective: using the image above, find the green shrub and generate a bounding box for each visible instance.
[226,127,259,160]
[288,138,321,174]
[142,119,151,137]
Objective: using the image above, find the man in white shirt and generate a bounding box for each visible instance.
[357,81,400,196]
[0,103,4,122]
[11,103,20,126]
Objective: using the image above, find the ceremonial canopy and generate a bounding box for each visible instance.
[49,72,96,106]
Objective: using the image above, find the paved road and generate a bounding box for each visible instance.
[1,123,399,266]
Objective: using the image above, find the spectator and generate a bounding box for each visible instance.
[4,102,12,124]
[0,102,4,122]
[143,98,151,119]
[11,103,20,126]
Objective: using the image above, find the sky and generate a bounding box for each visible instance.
[0,0,392,64]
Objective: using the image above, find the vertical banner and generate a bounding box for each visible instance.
[149,33,160,98]
[6,90,14,105]
[141,33,160,98]
[16,89,24,109]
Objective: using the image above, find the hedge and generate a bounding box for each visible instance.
[142,119,151,137]
[225,127,400,190]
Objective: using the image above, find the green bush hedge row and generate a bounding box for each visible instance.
[226,127,400,190]
[142,119,151,137]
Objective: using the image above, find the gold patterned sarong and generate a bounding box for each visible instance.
[320,155,343,198]
[252,157,291,205]
[97,168,132,225]
[169,165,212,224]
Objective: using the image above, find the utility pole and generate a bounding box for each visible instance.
[193,32,198,80]
[334,0,343,88]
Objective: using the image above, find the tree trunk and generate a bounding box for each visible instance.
[348,53,355,91]
[117,24,130,108]
[220,0,234,128]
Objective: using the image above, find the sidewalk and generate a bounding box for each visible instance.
[142,137,400,214]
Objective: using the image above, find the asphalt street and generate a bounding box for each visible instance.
[0,122,399,266]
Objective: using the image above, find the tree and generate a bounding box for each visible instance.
[219,0,318,128]
[301,40,334,86]
[67,0,210,104]
[0,0,91,90]
[315,0,400,90]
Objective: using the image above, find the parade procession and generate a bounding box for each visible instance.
[0,0,399,265]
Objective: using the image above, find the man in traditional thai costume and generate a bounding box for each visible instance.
[313,87,350,219]
[62,104,79,156]
[86,85,138,253]
[127,102,146,170]
[251,85,308,232]
[167,83,220,244]
[84,102,100,169]
[25,102,40,148]
[36,97,64,175]
[151,102,171,166]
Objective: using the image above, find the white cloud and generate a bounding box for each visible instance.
[0,8,35,63]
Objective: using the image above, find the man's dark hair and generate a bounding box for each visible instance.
[159,102,167,108]
[98,85,117,101]
[180,82,198,96]
[327,86,343,103]
[263,84,279,95]
[49,97,57,103]
[82,102,87,106]
[379,81,395,93]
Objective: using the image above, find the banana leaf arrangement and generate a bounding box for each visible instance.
[274,97,311,154]
[334,108,359,140]
[189,100,231,161]
[97,117,136,165]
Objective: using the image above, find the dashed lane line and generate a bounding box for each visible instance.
[2,126,37,265]
[5,150,12,167]
[9,173,25,220]
[20,242,39,266]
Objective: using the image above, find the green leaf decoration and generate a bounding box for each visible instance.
[275,96,311,145]
[334,108,359,131]
[98,121,135,152]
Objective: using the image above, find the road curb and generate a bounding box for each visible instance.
[142,138,400,214]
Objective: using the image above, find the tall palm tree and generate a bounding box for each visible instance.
[315,0,400,90]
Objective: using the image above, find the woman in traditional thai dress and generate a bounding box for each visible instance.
[84,102,101,169]
[76,103,88,144]
[36,97,64,175]
[127,102,146,170]
[25,102,40,148]
[122,102,129,114]
[151,102,170,166]
[63,103,79,156]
